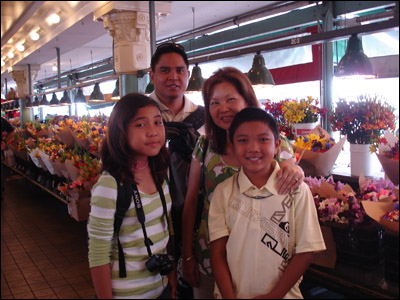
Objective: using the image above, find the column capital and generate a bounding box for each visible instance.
[11,64,41,98]
[94,2,171,74]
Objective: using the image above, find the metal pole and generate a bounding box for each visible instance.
[56,47,61,88]
[149,1,156,55]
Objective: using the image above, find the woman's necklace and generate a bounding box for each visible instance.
[135,160,149,170]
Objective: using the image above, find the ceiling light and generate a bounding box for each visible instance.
[49,93,60,106]
[335,34,376,79]
[16,41,25,52]
[25,96,33,108]
[33,96,40,107]
[60,90,72,105]
[111,79,120,101]
[39,94,49,106]
[1,60,5,67]
[30,29,40,41]
[247,51,275,86]
[52,64,57,72]
[48,13,61,25]
[145,81,154,96]
[74,87,87,103]
[186,63,205,93]
[8,51,15,59]
[89,83,105,102]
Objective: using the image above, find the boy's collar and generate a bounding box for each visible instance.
[237,161,280,196]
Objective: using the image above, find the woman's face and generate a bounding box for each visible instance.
[208,81,248,131]
[126,105,165,160]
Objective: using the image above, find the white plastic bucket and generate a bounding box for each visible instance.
[292,122,318,138]
[350,143,373,177]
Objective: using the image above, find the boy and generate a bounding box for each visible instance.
[208,107,325,299]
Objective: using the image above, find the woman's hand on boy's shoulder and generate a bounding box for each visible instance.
[276,163,304,194]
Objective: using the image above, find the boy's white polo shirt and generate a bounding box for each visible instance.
[209,161,326,299]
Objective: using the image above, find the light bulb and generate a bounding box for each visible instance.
[48,13,60,24]
[16,42,25,52]
[30,30,40,41]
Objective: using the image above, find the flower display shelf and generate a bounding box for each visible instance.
[383,231,399,284]
[326,222,384,270]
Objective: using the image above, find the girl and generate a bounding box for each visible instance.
[181,67,305,298]
[88,94,172,299]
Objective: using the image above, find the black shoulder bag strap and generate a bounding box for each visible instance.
[182,106,205,131]
[114,180,132,278]
[195,138,209,232]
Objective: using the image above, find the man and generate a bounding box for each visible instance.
[149,43,204,133]
[149,43,205,299]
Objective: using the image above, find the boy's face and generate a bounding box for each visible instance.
[232,121,280,182]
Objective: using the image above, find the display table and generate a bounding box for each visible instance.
[5,163,67,204]
[304,262,398,299]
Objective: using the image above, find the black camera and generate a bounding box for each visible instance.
[145,254,174,275]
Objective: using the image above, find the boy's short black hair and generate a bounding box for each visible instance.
[150,43,189,71]
[229,107,279,143]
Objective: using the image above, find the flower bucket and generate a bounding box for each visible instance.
[350,143,374,177]
[292,122,318,138]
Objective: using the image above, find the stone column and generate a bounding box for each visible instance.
[94,1,171,74]
[11,65,40,126]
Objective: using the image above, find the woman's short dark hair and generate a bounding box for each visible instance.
[151,43,189,71]
[202,67,260,154]
[229,107,279,144]
[101,93,170,185]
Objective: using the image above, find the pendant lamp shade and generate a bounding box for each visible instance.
[186,63,205,93]
[39,94,49,106]
[50,92,60,106]
[89,83,105,102]
[74,87,87,103]
[145,81,154,95]
[111,79,120,101]
[60,90,72,105]
[33,96,40,107]
[335,34,375,79]
[25,96,33,108]
[248,51,275,86]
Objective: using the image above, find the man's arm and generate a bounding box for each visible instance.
[210,236,235,299]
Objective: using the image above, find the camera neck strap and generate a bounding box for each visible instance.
[131,180,169,258]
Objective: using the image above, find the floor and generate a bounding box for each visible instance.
[1,166,95,299]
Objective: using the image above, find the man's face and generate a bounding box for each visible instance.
[150,52,190,102]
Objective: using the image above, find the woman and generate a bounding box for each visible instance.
[181,67,304,298]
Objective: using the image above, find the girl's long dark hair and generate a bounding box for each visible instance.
[202,67,260,154]
[101,93,170,185]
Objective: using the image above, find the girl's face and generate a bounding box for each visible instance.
[232,121,280,180]
[126,105,165,160]
[209,81,248,131]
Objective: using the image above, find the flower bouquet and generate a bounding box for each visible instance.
[293,126,346,177]
[373,131,399,185]
[58,181,91,222]
[282,96,328,138]
[264,99,294,139]
[359,174,398,234]
[329,95,396,146]
[55,119,76,148]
